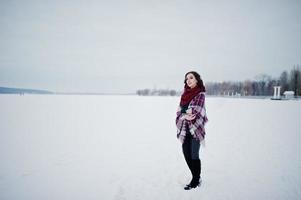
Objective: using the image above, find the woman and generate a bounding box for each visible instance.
[176,71,208,190]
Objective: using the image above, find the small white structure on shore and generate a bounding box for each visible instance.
[283,91,294,99]
[271,86,281,100]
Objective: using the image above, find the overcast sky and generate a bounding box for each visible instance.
[1,0,300,93]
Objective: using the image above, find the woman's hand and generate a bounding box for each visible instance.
[184,113,196,121]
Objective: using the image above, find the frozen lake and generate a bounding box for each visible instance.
[0,94,301,200]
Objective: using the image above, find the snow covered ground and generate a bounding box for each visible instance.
[0,94,300,200]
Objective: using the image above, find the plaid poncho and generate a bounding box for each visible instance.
[176,92,208,143]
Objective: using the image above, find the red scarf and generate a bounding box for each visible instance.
[180,85,202,106]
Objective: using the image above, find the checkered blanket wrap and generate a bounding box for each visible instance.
[176,92,208,143]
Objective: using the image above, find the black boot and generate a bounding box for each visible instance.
[184,157,194,186]
[192,159,201,184]
[184,159,201,190]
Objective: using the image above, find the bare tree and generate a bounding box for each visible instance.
[279,70,289,93]
[243,80,253,96]
[289,65,301,96]
[255,74,270,96]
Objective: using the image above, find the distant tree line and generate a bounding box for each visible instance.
[137,65,301,97]
[206,65,301,96]
[136,88,178,96]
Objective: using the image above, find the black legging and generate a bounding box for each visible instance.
[182,133,201,183]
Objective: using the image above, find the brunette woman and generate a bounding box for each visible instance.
[176,71,208,190]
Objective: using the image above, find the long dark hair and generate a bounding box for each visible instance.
[184,71,206,92]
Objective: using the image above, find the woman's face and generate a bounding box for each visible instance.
[185,73,198,88]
